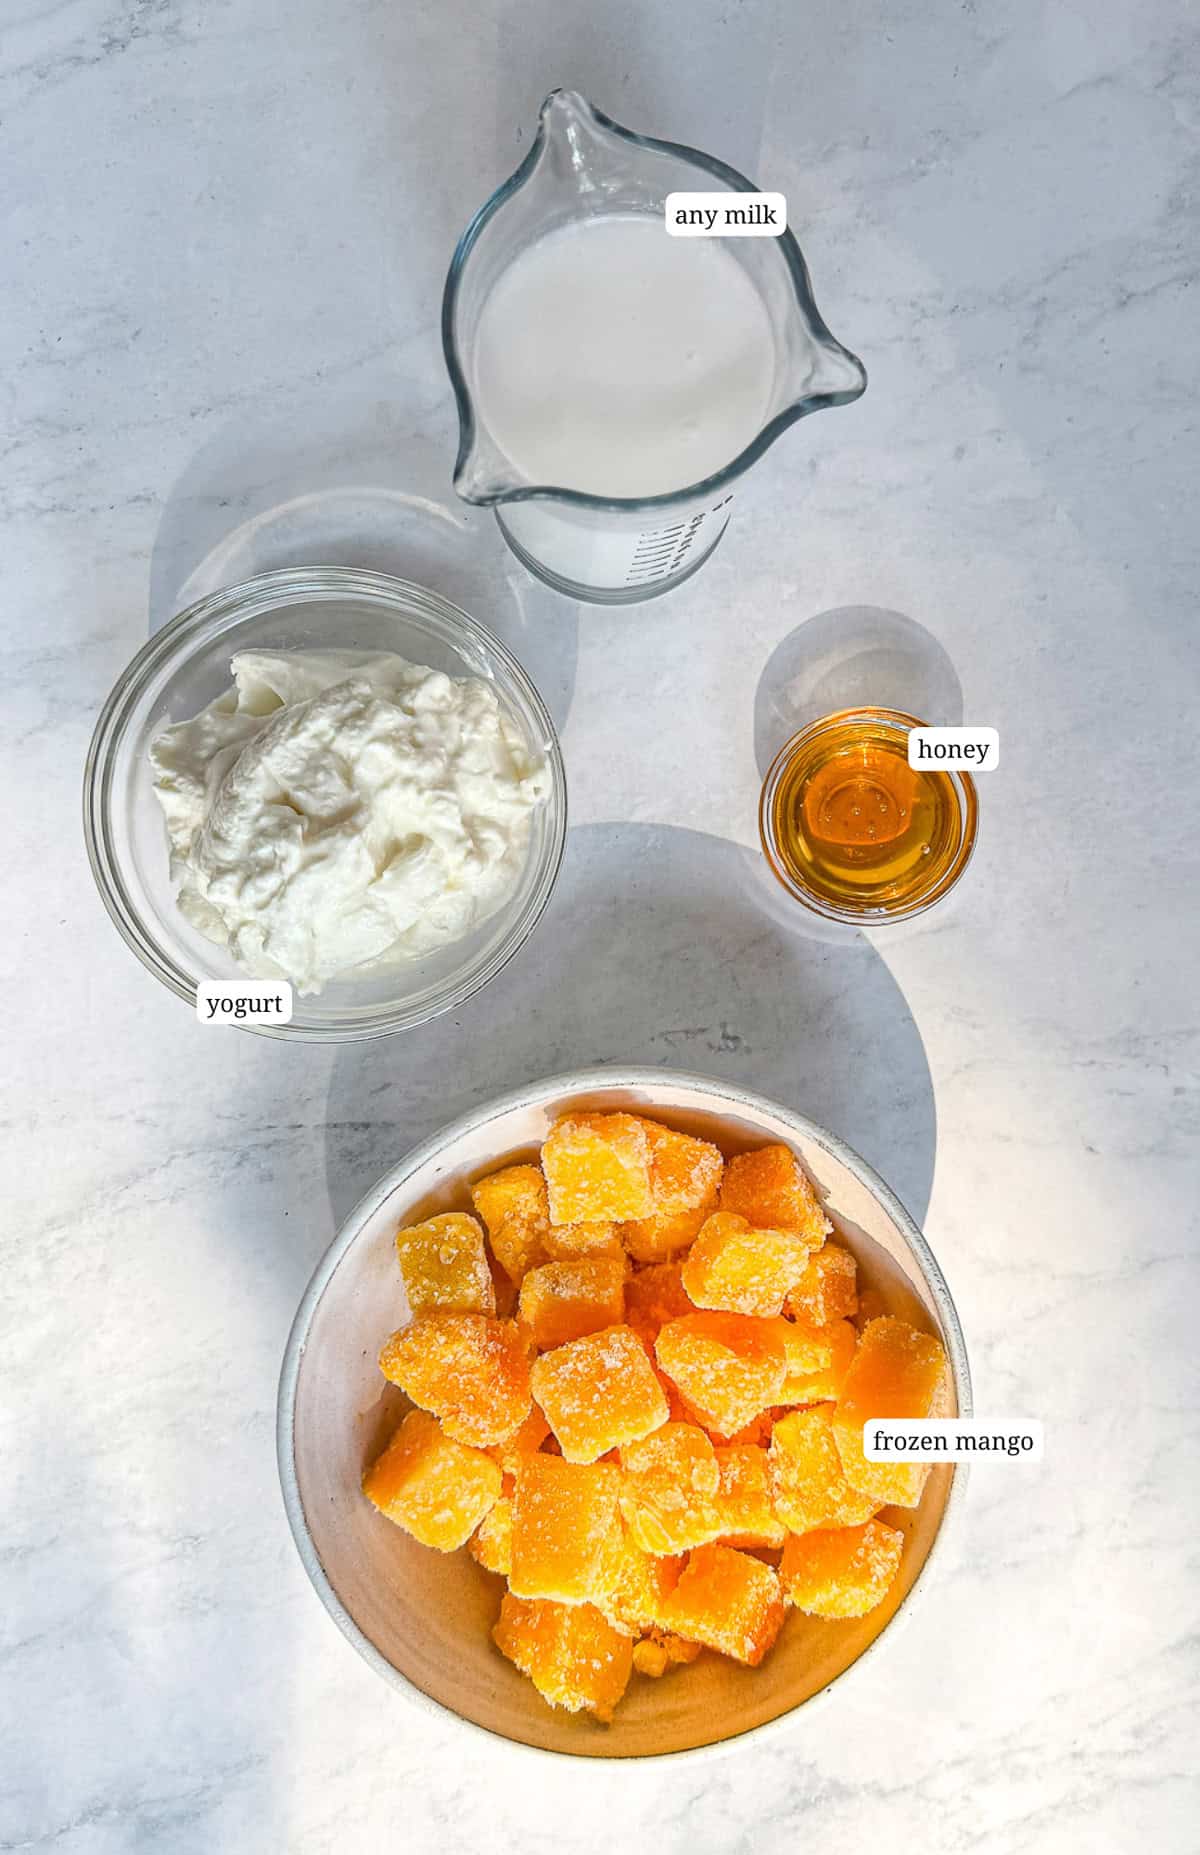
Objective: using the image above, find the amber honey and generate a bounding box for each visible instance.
[759,709,978,921]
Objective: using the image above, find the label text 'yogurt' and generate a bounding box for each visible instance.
[196,981,294,1025]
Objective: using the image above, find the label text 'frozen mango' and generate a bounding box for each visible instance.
[864,1419,1043,1461]
[196,981,293,1025]
[908,726,999,771]
[666,192,787,237]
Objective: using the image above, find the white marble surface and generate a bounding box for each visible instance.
[3,1,1199,1849]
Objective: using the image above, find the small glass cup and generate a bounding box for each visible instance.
[759,707,978,924]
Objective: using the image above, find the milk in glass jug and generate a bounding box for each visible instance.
[443,91,866,604]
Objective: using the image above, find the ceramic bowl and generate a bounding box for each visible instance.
[278,1068,970,1759]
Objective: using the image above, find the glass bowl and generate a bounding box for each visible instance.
[84,568,567,1041]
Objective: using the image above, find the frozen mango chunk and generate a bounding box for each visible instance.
[471,1164,549,1284]
[394,1212,495,1318]
[468,1494,513,1574]
[619,1204,710,1266]
[681,1213,812,1318]
[379,1311,531,1448]
[780,1316,857,1405]
[473,1164,623,1275]
[660,1543,785,1666]
[769,1406,877,1533]
[542,1113,655,1225]
[619,1423,722,1554]
[773,1314,834,1378]
[780,1518,904,1618]
[832,1315,948,1507]
[542,1220,625,1264]
[654,1311,787,1437]
[639,1120,724,1214]
[632,1634,669,1677]
[488,1404,551,1484]
[624,1262,696,1349]
[362,1410,500,1551]
[786,1242,858,1326]
[493,1594,633,1722]
[532,1324,669,1463]
[659,1375,701,1425]
[487,1251,518,1319]
[701,1407,777,1448]
[518,1257,626,1351]
[719,1144,830,1248]
[856,1284,889,1325]
[509,1454,622,1604]
[600,1526,683,1635]
[711,1444,786,1548]
[472,1162,546,1233]
[632,1631,701,1677]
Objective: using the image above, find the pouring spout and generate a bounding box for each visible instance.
[774,238,868,415]
[452,428,523,506]
[535,88,615,190]
[800,335,868,410]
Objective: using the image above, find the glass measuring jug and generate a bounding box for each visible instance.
[442,90,867,605]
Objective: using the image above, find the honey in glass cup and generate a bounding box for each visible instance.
[759,708,978,922]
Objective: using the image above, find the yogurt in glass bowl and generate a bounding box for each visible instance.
[84,568,567,1041]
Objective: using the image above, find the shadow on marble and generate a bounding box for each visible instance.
[322,819,936,1233]
[754,605,965,778]
[488,0,777,178]
[147,391,581,732]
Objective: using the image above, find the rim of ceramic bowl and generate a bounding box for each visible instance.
[82,567,568,1042]
[277,1065,972,1761]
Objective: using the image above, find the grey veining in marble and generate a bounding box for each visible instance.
[2,0,1199,1850]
